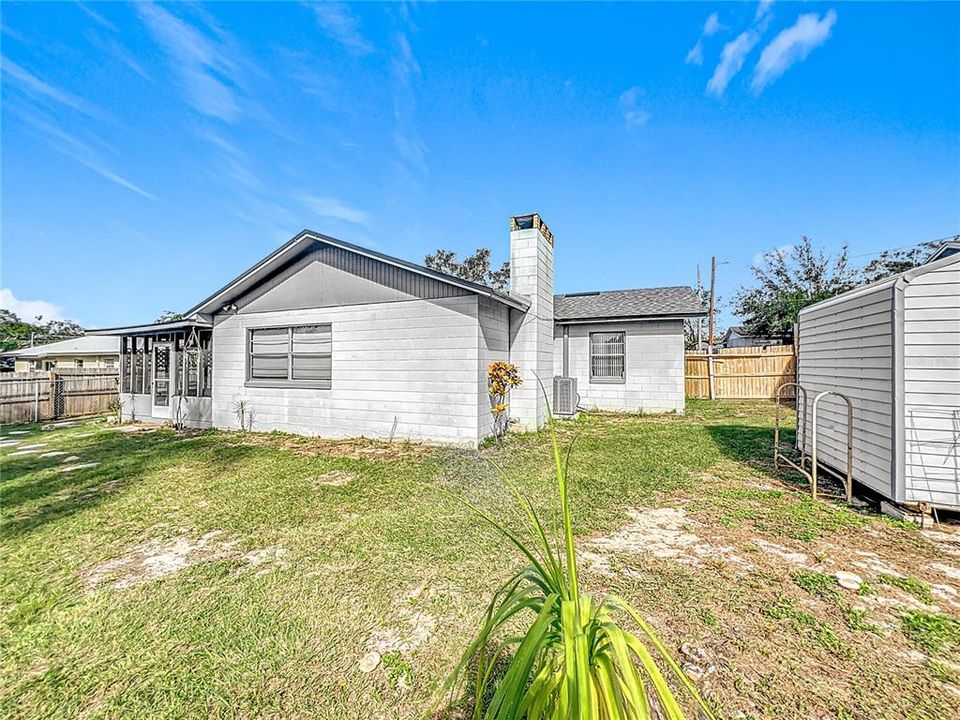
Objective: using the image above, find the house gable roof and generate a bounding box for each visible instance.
[1,335,119,358]
[554,286,706,323]
[183,230,530,317]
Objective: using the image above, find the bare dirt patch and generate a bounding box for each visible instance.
[309,470,358,487]
[582,507,752,574]
[84,532,289,590]
[577,481,960,719]
[235,432,432,460]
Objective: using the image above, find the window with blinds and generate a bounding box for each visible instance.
[589,332,625,383]
[248,324,332,387]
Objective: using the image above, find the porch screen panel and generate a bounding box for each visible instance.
[200,342,213,397]
[133,339,145,394]
[589,332,625,382]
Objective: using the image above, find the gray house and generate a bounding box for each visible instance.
[797,246,960,509]
[94,214,705,445]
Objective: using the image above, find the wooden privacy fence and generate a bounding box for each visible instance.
[0,370,119,424]
[685,346,796,400]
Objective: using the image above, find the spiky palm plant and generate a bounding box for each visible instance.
[444,410,716,720]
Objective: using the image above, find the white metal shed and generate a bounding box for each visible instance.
[796,249,960,508]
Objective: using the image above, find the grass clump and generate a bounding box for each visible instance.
[762,597,847,656]
[900,611,960,654]
[792,571,840,602]
[442,407,715,719]
[879,575,933,605]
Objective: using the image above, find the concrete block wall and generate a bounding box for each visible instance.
[553,320,685,413]
[509,215,555,431]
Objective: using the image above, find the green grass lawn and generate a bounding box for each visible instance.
[2,402,958,719]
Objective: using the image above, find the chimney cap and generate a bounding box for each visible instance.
[510,213,554,245]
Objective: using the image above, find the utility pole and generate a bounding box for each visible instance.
[707,256,717,401]
[696,264,703,348]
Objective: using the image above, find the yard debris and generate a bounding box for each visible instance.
[0,440,20,447]
[39,451,68,458]
[42,421,76,430]
[8,449,38,456]
[679,643,717,681]
[309,470,358,487]
[8,430,30,435]
[74,432,95,438]
[17,443,48,450]
[835,571,863,591]
[358,651,381,674]
[62,455,81,462]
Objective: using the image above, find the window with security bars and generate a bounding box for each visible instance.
[589,332,625,383]
[248,324,332,387]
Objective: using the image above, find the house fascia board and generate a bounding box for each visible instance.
[555,313,706,324]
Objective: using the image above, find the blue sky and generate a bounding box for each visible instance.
[2,1,958,329]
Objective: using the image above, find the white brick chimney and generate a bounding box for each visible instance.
[508,213,555,431]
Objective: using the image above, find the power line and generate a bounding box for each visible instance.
[848,233,959,260]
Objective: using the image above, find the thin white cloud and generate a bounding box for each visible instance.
[86,31,153,82]
[707,31,760,97]
[703,12,724,37]
[618,86,651,129]
[686,12,725,66]
[0,289,66,322]
[299,195,370,226]
[75,2,117,32]
[752,10,838,94]
[391,32,427,175]
[755,0,775,23]
[1,57,108,120]
[312,2,373,55]
[10,105,156,199]
[136,4,244,121]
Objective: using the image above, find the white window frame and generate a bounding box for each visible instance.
[589,331,626,384]
[246,323,332,389]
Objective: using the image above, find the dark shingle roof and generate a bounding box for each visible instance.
[554,286,706,322]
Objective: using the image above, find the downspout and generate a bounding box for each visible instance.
[892,278,907,503]
[562,324,569,377]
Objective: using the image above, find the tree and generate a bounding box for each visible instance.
[155,310,185,323]
[861,239,948,283]
[733,236,858,340]
[0,309,85,352]
[424,248,510,291]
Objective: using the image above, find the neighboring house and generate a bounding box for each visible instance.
[796,245,960,509]
[0,336,120,373]
[721,325,789,349]
[92,214,705,445]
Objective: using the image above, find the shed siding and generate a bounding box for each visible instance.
[797,285,895,496]
[212,294,484,445]
[902,262,960,505]
[553,320,685,413]
[477,297,511,439]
